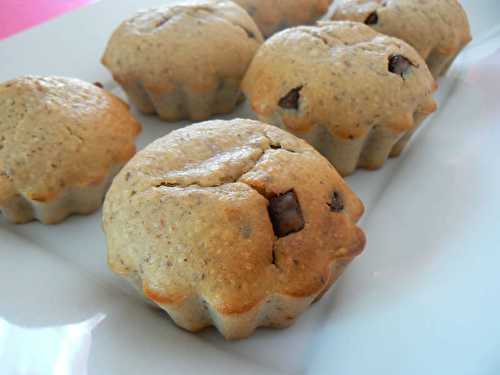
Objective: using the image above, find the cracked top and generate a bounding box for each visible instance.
[0,76,141,205]
[242,21,437,138]
[102,0,263,92]
[232,0,333,38]
[332,0,471,61]
[103,119,365,315]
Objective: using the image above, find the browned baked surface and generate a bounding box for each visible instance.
[233,0,333,37]
[332,0,471,77]
[102,0,263,121]
[0,76,141,223]
[103,119,365,339]
[242,21,437,175]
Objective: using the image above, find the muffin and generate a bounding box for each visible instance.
[0,76,141,224]
[103,119,365,340]
[332,0,472,77]
[101,0,263,122]
[242,21,437,176]
[232,0,334,38]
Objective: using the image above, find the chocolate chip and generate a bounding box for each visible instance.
[279,86,302,110]
[93,82,103,88]
[271,243,278,265]
[388,55,413,78]
[365,11,378,25]
[241,224,252,238]
[328,191,344,212]
[243,28,256,39]
[155,17,170,28]
[246,5,257,16]
[268,191,305,238]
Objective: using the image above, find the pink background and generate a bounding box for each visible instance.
[0,0,95,40]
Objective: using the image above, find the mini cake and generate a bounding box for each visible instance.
[232,0,333,38]
[103,119,365,340]
[101,0,263,122]
[0,76,141,224]
[242,21,437,176]
[332,0,472,77]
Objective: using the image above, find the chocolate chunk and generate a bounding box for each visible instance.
[93,82,104,88]
[243,27,256,39]
[246,5,257,16]
[155,17,170,28]
[241,224,252,239]
[328,191,344,212]
[365,11,378,25]
[271,243,278,265]
[279,86,302,110]
[388,55,413,78]
[268,191,305,238]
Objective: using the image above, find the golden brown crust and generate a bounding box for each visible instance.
[332,0,472,77]
[242,21,437,175]
[143,285,189,306]
[103,119,365,338]
[232,0,333,37]
[0,76,141,224]
[102,0,263,121]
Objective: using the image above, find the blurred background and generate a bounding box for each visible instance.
[0,0,96,39]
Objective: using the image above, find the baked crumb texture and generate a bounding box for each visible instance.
[0,76,141,224]
[242,21,438,176]
[102,0,263,122]
[232,0,333,38]
[332,0,471,77]
[103,119,366,339]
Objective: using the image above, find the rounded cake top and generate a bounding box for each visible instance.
[332,0,472,60]
[242,21,437,138]
[101,0,263,92]
[232,0,333,37]
[103,119,365,316]
[0,76,141,205]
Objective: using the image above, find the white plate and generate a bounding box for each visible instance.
[1,1,500,374]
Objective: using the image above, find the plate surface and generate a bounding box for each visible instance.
[1,1,500,374]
